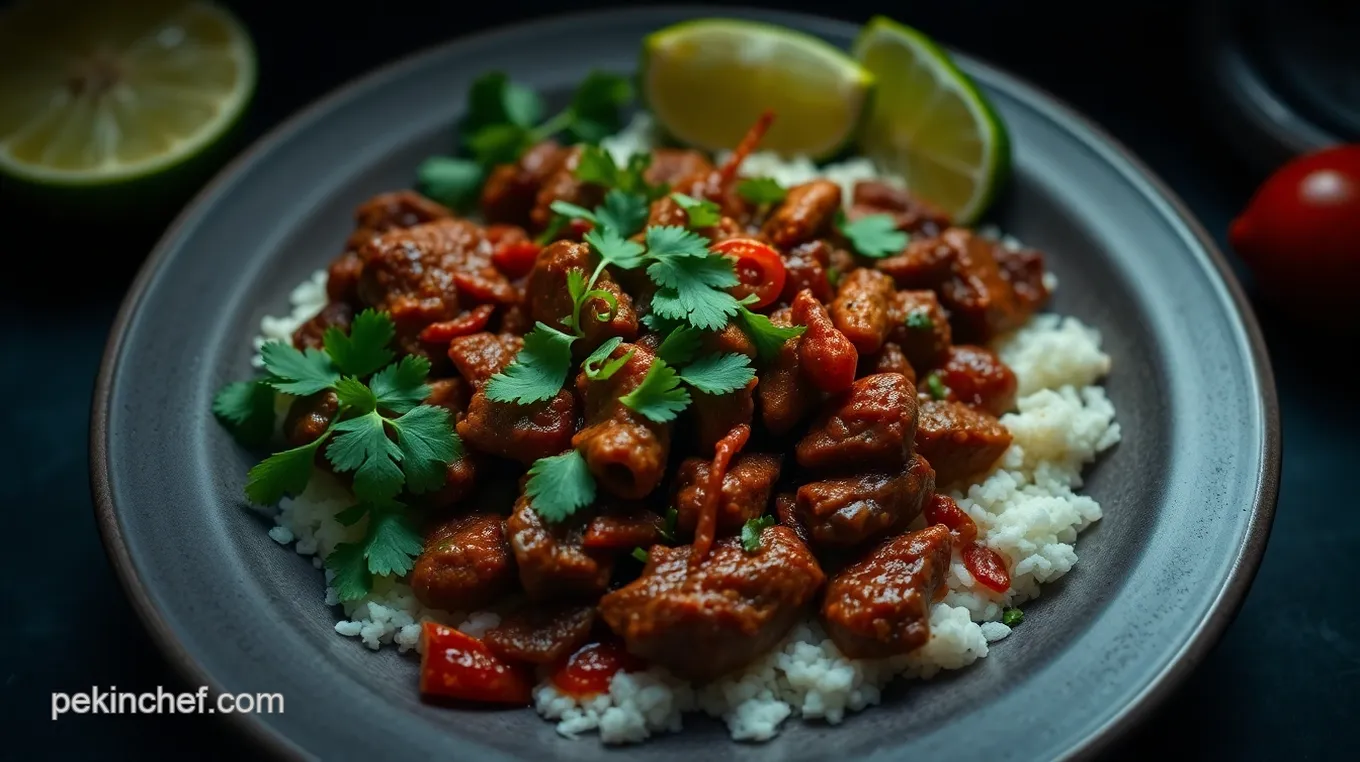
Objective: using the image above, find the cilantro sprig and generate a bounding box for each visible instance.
[620,350,756,424]
[669,192,721,228]
[736,177,788,205]
[838,212,909,258]
[212,309,462,602]
[741,515,777,553]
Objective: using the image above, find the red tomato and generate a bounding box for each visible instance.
[418,304,495,344]
[419,622,534,705]
[550,641,647,699]
[1229,144,1360,325]
[962,542,1011,594]
[923,493,979,547]
[491,240,541,280]
[713,238,786,310]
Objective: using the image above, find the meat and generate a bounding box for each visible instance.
[673,453,782,538]
[796,373,919,471]
[424,377,470,418]
[850,180,951,237]
[830,268,897,354]
[774,492,811,546]
[525,241,638,350]
[821,524,953,658]
[781,240,835,304]
[481,141,570,227]
[530,146,606,232]
[914,400,1012,486]
[424,454,480,509]
[483,603,597,664]
[598,526,825,681]
[876,227,1048,343]
[645,148,714,187]
[792,289,858,393]
[756,307,818,434]
[573,343,672,499]
[411,513,517,612]
[692,325,758,451]
[507,495,613,601]
[457,387,577,465]
[794,454,935,549]
[935,344,1017,416]
[582,507,665,552]
[762,180,842,249]
[886,289,952,372]
[284,390,337,448]
[350,191,456,249]
[446,332,523,389]
[860,341,916,384]
[291,301,353,351]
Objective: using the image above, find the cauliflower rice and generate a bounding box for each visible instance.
[252,114,1120,744]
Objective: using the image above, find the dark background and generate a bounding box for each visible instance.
[3,0,1356,758]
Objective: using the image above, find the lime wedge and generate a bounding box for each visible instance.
[852,16,1009,224]
[642,19,874,159]
[0,0,256,186]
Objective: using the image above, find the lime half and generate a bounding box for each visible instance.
[852,16,1009,224]
[0,0,256,186]
[642,19,874,159]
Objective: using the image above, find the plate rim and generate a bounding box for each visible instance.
[89,6,1281,760]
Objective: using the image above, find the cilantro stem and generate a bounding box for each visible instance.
[531,110,574,142]
[570,259,612,336]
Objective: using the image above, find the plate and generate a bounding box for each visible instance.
[92,7,1280,760]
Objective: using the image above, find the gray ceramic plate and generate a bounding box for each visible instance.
[92,7,1280,761]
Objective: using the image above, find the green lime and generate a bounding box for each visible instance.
[0,0,256,187]
[641,18,874,159]
[852,16,1009,224]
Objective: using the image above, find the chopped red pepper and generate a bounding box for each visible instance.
[691,423,750,566]
[418,304,496,344]
[491,240,542,280]
[923,493,979,546]
[550,641,647,699]
[718,109,776,186]
[419,622,534,705]
[713,238,786,310]
[962,542,1011,594]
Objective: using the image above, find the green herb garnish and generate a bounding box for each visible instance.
[524,449,596,523]
[669,192,722,228]
[740,515,777,553]
[905,309,934,330]
[925,371,948,400]
[838,212,909,258]
[484,322,577,404]
[631,547,650,563]
[1002,608,1024,627]
[735,177,788,205]
[734,306,806,361]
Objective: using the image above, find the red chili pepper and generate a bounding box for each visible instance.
[491,240,542,280]
[418,304,495,344]
[713,238,787,310]
[419,622,534,705]
[451,272,506,304]
[718,110,776,186]
[691,423,751,566]
[962,542,1011,594]
[550,641,647,699]
[790,289,857,393]
[923,493,978,546]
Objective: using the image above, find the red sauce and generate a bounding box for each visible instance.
[922,493,979,546]
[550,641,646,699]
[962,542,1011,594]
[419,622,534,705]
[491,240,542,280]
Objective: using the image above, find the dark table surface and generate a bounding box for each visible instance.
[3,0,1355,758]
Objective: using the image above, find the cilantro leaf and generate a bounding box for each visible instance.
[389,405,459,494]
[740,515,777,553]
[647,253,742,331]
[669,192,721,228]
[525,449,596,523]
[322,309,394,377]
[631,547,649,563]
[585,227,646,269]
[679,353,756,395]
[325,541,372,602]
[1002,608,1025,627]
[245,438,324,505]
[334,503,369,527]
[838,213,909,258]
[416,156,484,211]
[549,200,597,225]
[363,509,425,577]
[574,145,619,187]
[924,371,948,400]
[466,122,533,166]
[565,71,632,144]
[644,225,712,260]
[619,357,691,423]
[212,380,276,447]
[369,355,432,415]
[326,411,404,503]
[583,336,634,381]
[260,342,340,396]
[640,311,685,334]
[484,322,576,404]
[462,71,544,135]
[905,309,934,330]
[660,507,679,543]
[334,377,377,413]
[596,189,649,237]
[655,325,703,366]
[736,177,788,205]
[735,307,806,361]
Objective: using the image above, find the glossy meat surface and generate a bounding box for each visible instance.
[411,513,516,612]
[915,400,1012,486]
[484,603,597,664]
[794,454,935,549]
[796,373,919,471]
[673,452,782,538]
[507,496,613,601]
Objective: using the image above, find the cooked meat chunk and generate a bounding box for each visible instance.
[673,453,782,538]
[792,288,858,394]
[774,492,811,547]
[481,141,570,227]
[887,290,952,371]
[507,496,613,601]
[915,400,1012,486]
[645,148,714,187]
[781,240,835,304]
[423,454,481,509]
[875,234,958,291]
[582,507,665,552]
[446,332,523,389]
[483,603,596,665]
[794,455,935,549]
[860,341,916,384]
[457,387,577,464]
[525,241,638,351]
[796,373,919,471]
[830,268,897,354]
[821,524,953,658]
[693,380,757,454]
[350,191,455,248]
[936,344,1017,416]
[996,245,1050,319]
[756,307,818,434]
[762,180,842,249]
[411,513,516,612]
[327,252,365,305]
[424,377,471,418]
[598,526,824,681]
[850,180,951,237]
[284,391,338,448]
[292,301,353,351]
[530,146,605,232]
[573,343,671,499]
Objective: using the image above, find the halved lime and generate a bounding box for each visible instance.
[641,19,874,159]
[852,16,1009,224]
[0,0,256,186]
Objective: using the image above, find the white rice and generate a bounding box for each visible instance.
[251,114,1120,744]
